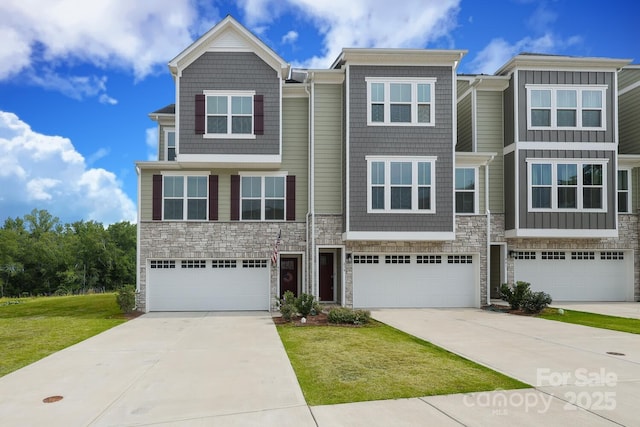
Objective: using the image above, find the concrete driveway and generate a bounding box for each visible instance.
[365,308,640,427]
[0,312,316,427]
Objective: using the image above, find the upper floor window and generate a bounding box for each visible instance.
[528,160,607,212]
[618,169,631,213]
[367,157,436,213]
[366,78,436,126]
[455,168,477,214]
[526,85,606,131]
[241,175,285,220]
[204,90,255,138]
[163,175,208,220]
[164,128,176,161]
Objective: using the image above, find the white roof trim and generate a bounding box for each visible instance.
[496,54,632,76]
[168,16,289,78]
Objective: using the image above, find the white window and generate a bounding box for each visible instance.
[204,90,255,138]
[164,128,176,161]
[367,157,436,213]
[163,175,208,220]
[455,168,477,214]
[618,169,631,213]
[366,78,436,126]
[241,175,285,220]
[527,160,607,212]
[526,85,606,130]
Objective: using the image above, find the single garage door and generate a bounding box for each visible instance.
[147,259,270,311]
[352,254,478,308]
[514,250,633,301]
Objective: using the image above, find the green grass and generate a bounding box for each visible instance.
[277,321,529,406]
[539,308,640,334]
[0,294,127,377]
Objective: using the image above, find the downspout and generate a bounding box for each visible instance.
[304,74,312,294]
[310,72,317,297]
[485,154,495,306]
[135,165,142,310]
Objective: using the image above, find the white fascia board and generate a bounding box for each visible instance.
[455,152,497,167]
[471,76,510,91]
[136,155,282,170]
[283,84,309,98]
[342,231,456,241]
[496,55,632,76]
[334,48,467,68]
[515,142,617,151]
[618,154,640,167]
[505,228,618,239]
[307,70,345,84]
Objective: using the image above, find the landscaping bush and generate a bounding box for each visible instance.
[499,281,531,310]
[295,293,316,317]
[327,307,371,325]
[278,290,297,321]
[116,285,136,314]
[522,291,552,314]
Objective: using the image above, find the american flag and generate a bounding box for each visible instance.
[271,229,281,265]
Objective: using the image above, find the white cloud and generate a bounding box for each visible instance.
[99,94,118,105]
[282,30,298,45]
[0,111,136,224]
[239,0,461,68]
[26,69,118,102]
[0,0,201,82]
[86,148,110,166]
[467,33,581,74]
[146,127,158,161]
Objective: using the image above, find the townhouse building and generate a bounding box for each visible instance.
[135,16,639,312]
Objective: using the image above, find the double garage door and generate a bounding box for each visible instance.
[147,259,270,311]
[353,254,478,308]
[514,250,633,301]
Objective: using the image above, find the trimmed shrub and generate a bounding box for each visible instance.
[116,285,136,313]
[278,290,296,321]
[295,293,316,317]
[500,281,531,310]
[522,291,553,314]
[327,307,371,325]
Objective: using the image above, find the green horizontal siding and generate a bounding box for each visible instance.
[476,91,504,213]
[314,84,343,214]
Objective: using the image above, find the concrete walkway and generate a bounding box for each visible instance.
[370,308,640,427]
[552,301,640,319]
[0,312,315,427]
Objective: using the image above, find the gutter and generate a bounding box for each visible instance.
[484,154,496,306]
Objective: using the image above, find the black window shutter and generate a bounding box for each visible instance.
[208,175,218,221]
[195,94,205,134]
[286,175,296,221]
[254,95,264,135]
[152,175,162,220]
[230,175,240,220]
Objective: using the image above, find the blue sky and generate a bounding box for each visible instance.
[0,0,637,225]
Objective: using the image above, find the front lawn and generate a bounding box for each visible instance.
[539,308,640,334]
[277,321,529,406]
[0,294,127,377]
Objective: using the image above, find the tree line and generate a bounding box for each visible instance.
[0,209,136,297]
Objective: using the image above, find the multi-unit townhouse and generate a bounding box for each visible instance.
[135,16,639,312]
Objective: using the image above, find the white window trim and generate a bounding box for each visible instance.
[618,168,632,213]
[161,173,209,221]
[203,90,256,139]
[366,156,437,214]
[238,172,287,221]
[526,159,608,213]
[455,167,479,215]
[525,84,607,131]
[164,128,176,161]
[365,77,436,126]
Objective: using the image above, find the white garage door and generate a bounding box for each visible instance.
[148,259,270,311]
[514,250,633,301]
[352,254,478,308]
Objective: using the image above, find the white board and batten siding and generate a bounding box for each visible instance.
[147,259,270,311]
[352,254,479,308]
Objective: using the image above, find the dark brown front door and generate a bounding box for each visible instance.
[319,252,334,301]
[280,257,298,297]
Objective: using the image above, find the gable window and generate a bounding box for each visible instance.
[164,129,176,161]
[367,157,436,213]
[241,175,285,220]
[527,160,607,212]
[455,168,477,214]
[163,175,208,220]
[203,90,255,138]
[526,85,606,130]
[366,78,436,126]
[618,169,631,213]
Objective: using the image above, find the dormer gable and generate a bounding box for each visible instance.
[168,15,290,79]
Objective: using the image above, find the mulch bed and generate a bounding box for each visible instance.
[483,304,536,316]
[272,312,329,326]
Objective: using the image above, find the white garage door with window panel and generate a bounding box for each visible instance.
[147,259,270,311]
[513,250,633,301]
[352,254,478,308]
